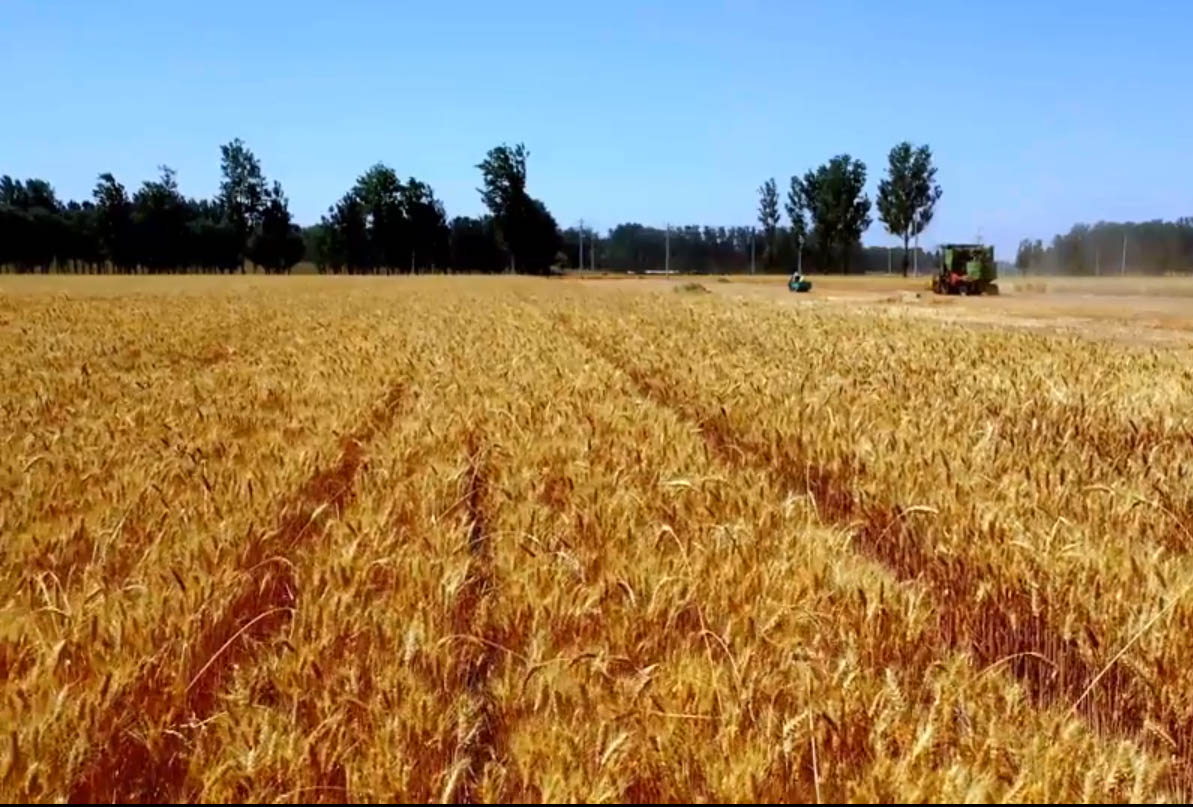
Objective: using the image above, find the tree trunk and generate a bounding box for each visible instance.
[902,232,911,277]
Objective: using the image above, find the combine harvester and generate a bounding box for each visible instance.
[932,243,999,295]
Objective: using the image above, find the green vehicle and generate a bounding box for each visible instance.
[933,244,999,295]
[787,271,812,292]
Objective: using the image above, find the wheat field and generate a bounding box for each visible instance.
[3,275,1193,802]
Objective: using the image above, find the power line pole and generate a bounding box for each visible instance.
[665,224,670,273]
[913,232,919,277]
[590,229,596,272]
[750,228,756,274]
[1120,233,1127,275]
[887,245,892,274]
[578,219,584,273]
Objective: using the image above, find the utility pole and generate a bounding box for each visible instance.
[590,230,596,272]
[913,232,919,276]
[887,245,892,274]
[1120,233,1127,275]
[665,224,670,273]
[578,219,584,273]
[750,228,756,274]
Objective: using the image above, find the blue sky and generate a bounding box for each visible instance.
[3,0,1189,256]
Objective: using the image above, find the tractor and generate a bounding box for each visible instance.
[932,244,999,295]
[787,271,812,292]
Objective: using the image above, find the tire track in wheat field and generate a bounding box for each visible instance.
[437,437,508,804]
[549,309,1193,794]
[67,382,409,804]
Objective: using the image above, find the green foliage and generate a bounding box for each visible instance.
[520,197,564,274]
[601,224,757,273]
[477,143,528,220]
[785,177,807,252]
[402,179,450,270]
[597,221,934,274]
[217,138,267,268]
[449,216,505,272]
[250,182,305,274]
[186,201,240,272]
[0,176,62,271]
[0,140,302,274]
[757,179,780,268]
[132,166,189,271]
[353,163,406,270]
[21,179,58,210]
[0,176,23,207]
[313,164,450,274]
[475,143,560,274]
[876,142,942,276]
[92,173,133,270]
[320,192,369,273]
[559,225,599,270]
[796,155,872,272]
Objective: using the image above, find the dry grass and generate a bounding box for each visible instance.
[703,273,1193,299]
[2,275,1192,802]
[1001,276,1193,297]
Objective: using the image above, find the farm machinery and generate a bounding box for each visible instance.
[932,244,999,295]
[788,272,812,292]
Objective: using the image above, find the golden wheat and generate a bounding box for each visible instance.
[2,275,1190,802]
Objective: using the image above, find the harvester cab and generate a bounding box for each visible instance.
[933,244,999,295]
[788,271,812,292]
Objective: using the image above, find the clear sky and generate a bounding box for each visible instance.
[3,0,1189,256]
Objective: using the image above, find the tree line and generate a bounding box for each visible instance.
[1,137,944,276]
[748,141,942,276]
[1016,219,1193,275]
[550,142,940,276]
[1,140,562,275]
[1,141,303,273]
[559,223,934,275]
[27,136,1190,277]
[304,143,561,274]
